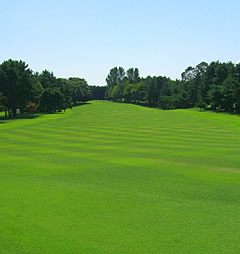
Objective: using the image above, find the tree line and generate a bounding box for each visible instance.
[105,62,240,112]
[90,85,107,100]
[1,59,240,117]
[0,59,92,117]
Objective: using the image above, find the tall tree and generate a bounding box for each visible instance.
[106,67,125,87]
[36,70,57,89]
[39,88,64,113]
[0,59,34,117]
[126,68,140,84]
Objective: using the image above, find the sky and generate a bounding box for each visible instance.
[1,0,240,85]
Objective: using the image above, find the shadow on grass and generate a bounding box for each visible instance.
[111,101,240,116]
[134,102,160,109]
[0,103,92,123]
[0,113,40,122]
[73,102,92,108]
[203,108,240,117]
[113,101,163,110]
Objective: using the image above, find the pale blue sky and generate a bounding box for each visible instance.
[1,0,240,85]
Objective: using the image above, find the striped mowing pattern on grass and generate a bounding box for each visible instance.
[0,101,240,253]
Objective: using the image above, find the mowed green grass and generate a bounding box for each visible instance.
[0,101,240,254]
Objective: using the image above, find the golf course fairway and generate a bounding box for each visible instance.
[0,101,240,253]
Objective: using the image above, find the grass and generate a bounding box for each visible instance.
[0,100,240,253]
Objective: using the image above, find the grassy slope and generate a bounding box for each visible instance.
[0,101,240,253]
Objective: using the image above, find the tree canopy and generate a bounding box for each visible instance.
[1,59,240,117]
[105,62,240,113]
[0,59,92,117]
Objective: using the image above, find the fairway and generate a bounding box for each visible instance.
[0,101,240,253]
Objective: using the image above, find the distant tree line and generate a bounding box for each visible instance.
[0,59,92,117]
[90,85,107,100]
[1,59,239,117]
[105,62,240,112]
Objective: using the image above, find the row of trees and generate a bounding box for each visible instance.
[1,59,239,116]
[0,59,92,117]
[90,85,107,100]
[105,62,240,112]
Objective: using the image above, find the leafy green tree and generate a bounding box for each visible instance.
[221,75,237,111]
[234,83,240,113]
[39,88,64,113]
[158,96,174,109]
[126,68,140,84]
[90,86,107,100]
[57,78,73,111]
[194,62,208,106]
[181,66,195,82]
[207,84,224,110]
[68,78,92,103]
[111,83,125,102]
[106,67,125,88]
[123,83,134,102]
[104,62,240,113]
[36,70,57,89]
[32,81,44,105]
[0,59,34,117]
[146,77,159,106]
[131,81,146,103]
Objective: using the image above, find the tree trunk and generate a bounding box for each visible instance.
[12,108,17,117]
[4,106,7,117]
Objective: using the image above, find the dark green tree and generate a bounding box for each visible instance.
[39,88,64,113]
[126,68,140,84]
[36,70,57,89]
[90,85,107,100]
[0,59,34,117]
[106,67,125,88]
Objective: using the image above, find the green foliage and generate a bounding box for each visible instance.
[0,95,7,106]
[126,68,140,84]
[0,59,92,116]
[106,66,125,87]
[36,70,57,89]
[39,88,64,112]
[110,82,125,101]
[90,85,107,100]
[32,81,44,105]
[68,77,92,104]
[105,61,240,113]
[158,95,174,109]
[0,59,34,116]
[132,81,146,102]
